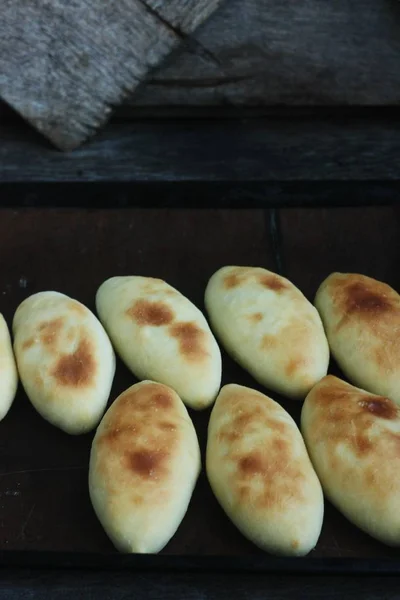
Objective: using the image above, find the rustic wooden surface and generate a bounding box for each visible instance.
[0,0,222,150]
[114,0,400,107]
[1,117,400,185]
[1,0,399,129]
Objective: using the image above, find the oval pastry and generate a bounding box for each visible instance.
[302,375,400,546]
[96,276,221,410]
[13,291,115,434]
[205,266,329,399]
[0,314,18,421]
[315,272,400,405]
[206,384,324,556]
[89,380,201,553]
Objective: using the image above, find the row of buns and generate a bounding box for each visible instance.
[90,374,400,556]
[1,267,400,555]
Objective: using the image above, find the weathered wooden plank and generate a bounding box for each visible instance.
[1,0,399,120]
[129,0,400,106]
[2,0,398,118]
[0,118,399,185]
[0,0,222,150]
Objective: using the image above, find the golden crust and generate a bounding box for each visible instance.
[223,267,290,293]
[205,266,329,399]
[13,291,115,434]
[302,375,400,546]
[95,382,183,496]
[89,381,201,553]
[211,386,308,512]
[315,273,400,404]
[207,384,323,556]
[96,276,221,409]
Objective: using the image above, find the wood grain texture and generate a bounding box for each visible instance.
[1,118,400,184]
[131,0,400,107]
[0,0,222,150]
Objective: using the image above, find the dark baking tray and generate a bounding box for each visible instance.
[0,187,400,578]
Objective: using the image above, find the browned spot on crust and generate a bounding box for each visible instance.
[355,434,373,456]
[96,383,180,486]
[132,495,144,506]
[39,317,64,347]
[158,422,177,431]
[267,419,287,434]
[127,299,174,327]
[236,448,304,509]
[127,449,167,479]
[259,274,287,292]
[238,485,251,501]
[365,469,377,486]
[34,374,43,389]
[217,389,306,512]
[258,470,305,510]
[70,301,86,316]
[233,408,262,429]
[117,383,175,414]
[261,334,278,351]
[152,392,173,409]
[272,438,287,452]
[312,378,350,406]
[218,429,240,443]
[248,312,263,324]
[52,338,95,387]
[285,358,302,377]
[308,377,400,467]
[22,337,35,350]
[103,424,140,444]
[359,397,397,420]
[224,273,241,289]
[334,277,395,332]
[233,413,252,430]
[291,540,299,550]
[218,408,266,444]
[344,282,392,315]
[170,321,207,361]
[373,345,399,372]
[239,453,264,476]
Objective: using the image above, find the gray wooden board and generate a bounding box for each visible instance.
[0,0,222,150]
[129,0,400,107]
[0,119,400,183]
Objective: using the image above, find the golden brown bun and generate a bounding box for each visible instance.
[207,383,324,556]
[96,276,221,410]
[13,291,115,434]
[302,375,400,546]
[89,380,201,553]
[315,272,400,405]
[205,266,329,399]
